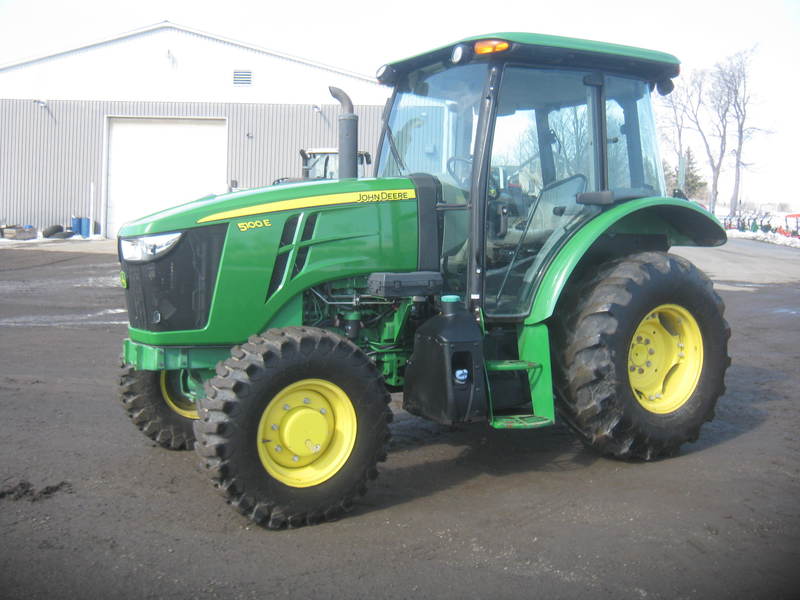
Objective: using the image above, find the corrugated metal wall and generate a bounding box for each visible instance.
[0,99,383,234]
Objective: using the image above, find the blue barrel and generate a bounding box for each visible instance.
[80,217,90,238]
[71,216,81,234]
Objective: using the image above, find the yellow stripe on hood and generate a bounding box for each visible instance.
[197,188,417,223]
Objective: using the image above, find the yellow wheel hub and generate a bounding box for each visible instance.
[160,371,199,420]
[627,304,704,414]
[256,379,357,488]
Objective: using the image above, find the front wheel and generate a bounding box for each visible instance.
[554,252,730,460]
[194,327,392,529]
[119,367,199,450]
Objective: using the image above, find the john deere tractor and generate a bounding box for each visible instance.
[118,33,729,529]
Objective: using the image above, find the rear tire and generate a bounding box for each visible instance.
[554,251,730,460]
[194,327,392,529]
[119,367,198,450]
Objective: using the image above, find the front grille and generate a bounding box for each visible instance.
[122,224,227,332]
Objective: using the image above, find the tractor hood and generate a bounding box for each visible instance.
[117,177,417,238]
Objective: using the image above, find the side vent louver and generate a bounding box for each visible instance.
[300,214,318,242]
[266,252,289,298]
[294,213,318,276]
[266,217,300,299]
[280,215,300,246]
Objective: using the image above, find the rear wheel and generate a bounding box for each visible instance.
[554,251,730,460]
[194,327,391,529]
[119,367,198,450]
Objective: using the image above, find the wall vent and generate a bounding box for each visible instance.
[233,70,253,85]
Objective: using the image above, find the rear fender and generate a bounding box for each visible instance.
[525,198,726,325]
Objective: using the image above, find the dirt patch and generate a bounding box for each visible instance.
[0,480,73,502]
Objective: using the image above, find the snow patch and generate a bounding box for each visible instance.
[725,229,800,249]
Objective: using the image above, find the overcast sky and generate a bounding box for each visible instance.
[1,0,798,210]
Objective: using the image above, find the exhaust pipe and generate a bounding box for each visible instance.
[329,86,358,179]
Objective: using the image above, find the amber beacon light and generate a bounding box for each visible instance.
[474,39,510,54]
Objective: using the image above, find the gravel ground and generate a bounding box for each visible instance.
[0,238,798,599]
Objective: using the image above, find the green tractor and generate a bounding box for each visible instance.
[118,33,730,529]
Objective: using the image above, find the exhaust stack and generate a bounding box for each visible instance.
[329,86,358,179]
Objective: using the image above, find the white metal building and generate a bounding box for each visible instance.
[0,22,389,237]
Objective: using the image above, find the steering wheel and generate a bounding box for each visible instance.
[446,156,473,187]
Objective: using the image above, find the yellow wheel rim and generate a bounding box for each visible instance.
[256,379,357,488]
[627,304,704,414]
[160,371,199,420]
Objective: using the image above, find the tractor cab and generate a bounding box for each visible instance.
[375,34,676,319]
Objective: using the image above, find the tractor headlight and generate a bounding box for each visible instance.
[120,232,183,263]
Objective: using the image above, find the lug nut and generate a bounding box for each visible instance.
[637,336,642,342]
[292,455,299,462]
[283,404,290,411]
[303,398,311,404]
[649,348,655,355]
[271,424,278,431]
[679,352,685,358]
[629,366,636,372]
[320,408,327,415]
[638,368,644,374]
[646,361,652,367]
[275,445,283,452]
[644,339,650,345]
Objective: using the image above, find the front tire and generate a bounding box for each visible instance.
[194,327,392,529]
[554,251,730,460]
[119,367,198,450]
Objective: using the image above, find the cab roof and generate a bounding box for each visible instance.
[386,32,680,82]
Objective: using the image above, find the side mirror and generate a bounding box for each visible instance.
[656,78,675,96]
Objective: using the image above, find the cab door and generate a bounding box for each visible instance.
[481,66,602,318]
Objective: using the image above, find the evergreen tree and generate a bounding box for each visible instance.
[663,149,707,200]
[683,148,707,199]
[663,160,678,194]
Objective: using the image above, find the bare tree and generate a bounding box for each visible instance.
[659,48,762,215]
[658,69,729,212]
[684,69,731,214]
[659,84,688,168]
[716,48,757,216]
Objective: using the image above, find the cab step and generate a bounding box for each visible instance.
[490,415,553,429]
[485,359,553,429]
[485,360,539,372]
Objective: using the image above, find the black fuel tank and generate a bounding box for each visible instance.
[403,296,487,424]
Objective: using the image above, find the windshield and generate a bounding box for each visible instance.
[377,62,488,295]
[377,62,488,189]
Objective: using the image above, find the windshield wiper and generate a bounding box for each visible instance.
[384,122,408,176]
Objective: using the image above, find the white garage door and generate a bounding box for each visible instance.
[106,118,228,238]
